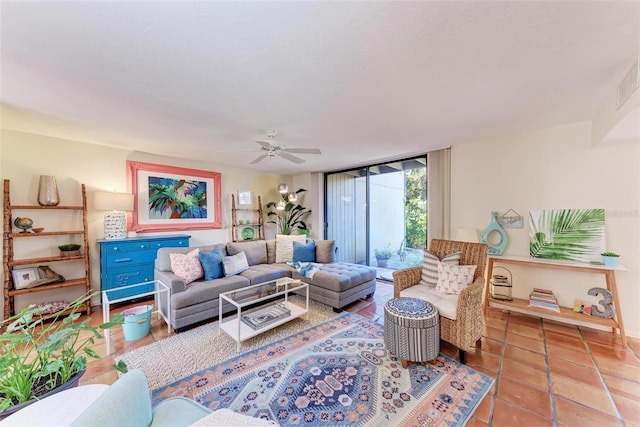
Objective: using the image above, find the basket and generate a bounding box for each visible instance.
[122,305,152,341]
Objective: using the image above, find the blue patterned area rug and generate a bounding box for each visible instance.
[152,313,493,426]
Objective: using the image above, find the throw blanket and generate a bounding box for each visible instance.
[287,261,321,279]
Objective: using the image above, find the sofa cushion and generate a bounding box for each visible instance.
[198,247,224,280]
[156,244,227,272]
[226,241,267,266]
[275,234,306,263]
[289,262,376,293]
[172,275,250,310]
[293,240,316,262]
[435,263,477,294]
[399,284,459,320]
[222,251,249,276]
[266,239,277,264]
[170,249,203,284]
[420,250,461,287]
[315,240,336,263]
[239,264,292,285]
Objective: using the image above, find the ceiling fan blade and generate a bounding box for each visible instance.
[279,152,306,164]
[284,148,322,154]
[249,154,268,164]
[255,140,273,149]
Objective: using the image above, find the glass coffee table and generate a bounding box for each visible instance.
[218,277,309,352]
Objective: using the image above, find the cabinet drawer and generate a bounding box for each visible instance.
[103,242,151,253]
[103,265,154,299]
[149,238,189,249]
[106,250,155,267]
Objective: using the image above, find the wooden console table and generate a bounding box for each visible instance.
[484,255,629,347]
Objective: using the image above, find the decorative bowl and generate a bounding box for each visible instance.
[32,228,45,234]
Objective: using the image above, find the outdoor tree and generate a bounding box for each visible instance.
[404,168,426,249]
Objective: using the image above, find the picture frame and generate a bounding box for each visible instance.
[12,267,40,289]
[127,161,222,232]
[238,190,253,206]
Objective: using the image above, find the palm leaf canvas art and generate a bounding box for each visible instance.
[529,209,605,262]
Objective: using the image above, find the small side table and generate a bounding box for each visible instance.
[102,280,171,355]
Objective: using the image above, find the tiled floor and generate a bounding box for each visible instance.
[80,281,640,426]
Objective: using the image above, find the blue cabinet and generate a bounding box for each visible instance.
[98,234,190,299]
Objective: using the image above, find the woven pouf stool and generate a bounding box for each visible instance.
[384,297,440,368]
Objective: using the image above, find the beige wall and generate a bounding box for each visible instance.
[1,129,281,314]
[451,121,640,337]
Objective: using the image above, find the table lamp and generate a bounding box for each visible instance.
[95,191,134,239]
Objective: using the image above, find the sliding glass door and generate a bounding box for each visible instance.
[325,156,427,274]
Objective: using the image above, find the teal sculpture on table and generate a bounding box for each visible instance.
[481,211,508,255]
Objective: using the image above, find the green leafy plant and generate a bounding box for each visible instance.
[0,293,126,412]
[57,244,81,251]
[374,244,393,260]
[266,189,311,235]
[601,251,619,257]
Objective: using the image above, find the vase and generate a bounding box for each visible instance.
[37,175,60,206]
[481,211,509,255]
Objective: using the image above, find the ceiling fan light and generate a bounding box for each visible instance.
[278,183,289,194]
[287,192,298,202]
[276,200,286,210]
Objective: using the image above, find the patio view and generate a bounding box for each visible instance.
[325,156,427,278]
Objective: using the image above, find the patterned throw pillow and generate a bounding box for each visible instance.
[222,251,249,277]
[435,263,477,294]
[420,250,461,287]
[170,249,203,284]
[275,234,307,263]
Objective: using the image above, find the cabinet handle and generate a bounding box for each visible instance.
[114,258,132,263]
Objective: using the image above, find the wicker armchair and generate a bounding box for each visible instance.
[392,239,488,364]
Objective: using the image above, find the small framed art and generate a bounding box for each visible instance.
[12,267,40,289]
[238,190,253,206]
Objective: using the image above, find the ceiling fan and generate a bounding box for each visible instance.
[249,130,322,165]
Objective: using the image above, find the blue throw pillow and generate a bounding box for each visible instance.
[292,240,316,263]
[199,247,224,280]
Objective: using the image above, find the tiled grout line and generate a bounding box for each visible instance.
[485,310,511,425]
[578,326,625,426]
[540,316,560,427]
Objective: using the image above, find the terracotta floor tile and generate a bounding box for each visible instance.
[501,359,549,391]
[592,357,640,382]
[471,392,493,423]
[465,418,488,427]
[611,393,640,425]
[503,344,548,371]
[628,337,640,356]
[548,357,603,388]
[581,328,626,349]
[490,397,553,426]
[508,312,543,328]
[555,395,622,427]
[496,376,552,419]
[485,316,507,331]
[506,331,546,353]
[551,374,617,416]
[590,341,640,366]
[476,337,504,356]
[507,322,544,341]
[603,373,640,402]
[546,341,595,366]
[483,325,506,342]
[544,330,588,352]
[485,308,508,321]
[541,319,581,338]
[466,349,501,374]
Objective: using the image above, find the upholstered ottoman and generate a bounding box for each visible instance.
[384,297,440,368]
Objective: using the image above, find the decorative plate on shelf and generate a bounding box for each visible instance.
[241,227,255,240]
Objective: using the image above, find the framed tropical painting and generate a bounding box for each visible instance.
[529,208,605,263]
[127,161,222,232]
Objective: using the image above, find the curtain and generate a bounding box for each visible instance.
[427,148,451,243]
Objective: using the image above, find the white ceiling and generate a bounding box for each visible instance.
[1,1,639,174]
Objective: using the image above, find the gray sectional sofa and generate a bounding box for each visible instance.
[154,239,377,331]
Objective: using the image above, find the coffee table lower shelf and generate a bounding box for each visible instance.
[219,301,308,352]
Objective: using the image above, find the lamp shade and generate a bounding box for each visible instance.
[454,227,479,243]
[95,192,134,212]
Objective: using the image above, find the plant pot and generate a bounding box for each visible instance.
[60,250,80,258]
[376,258,390,268]
[601,255,619,267]
[0,369,85,420]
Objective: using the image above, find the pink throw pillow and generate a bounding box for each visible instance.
[170,249,203,284]
[435,263,477,294]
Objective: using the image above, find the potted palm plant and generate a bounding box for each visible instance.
[266,188,311,235]
[0,293,126,418]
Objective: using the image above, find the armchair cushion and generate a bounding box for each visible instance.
[399,284,459,320]
[435,263,477,294]
[420,250,460,287]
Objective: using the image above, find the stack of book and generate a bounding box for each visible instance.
[241,302,291,330]
[528,288,561,312]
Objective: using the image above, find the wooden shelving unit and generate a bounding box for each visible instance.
[3,179,91,320]
[231,194,264,242]
[484,255,628,347]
